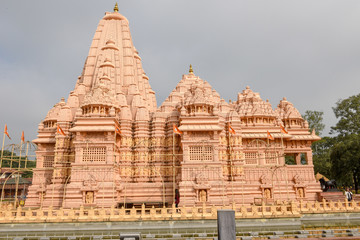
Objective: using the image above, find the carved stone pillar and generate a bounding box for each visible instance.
[306,151,313,165]
[295,153,301,165]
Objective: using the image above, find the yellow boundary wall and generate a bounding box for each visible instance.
[0,199,358,223]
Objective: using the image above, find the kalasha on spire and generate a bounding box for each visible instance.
[114,2,119,12]
[189,64,194,73]
[26,6,322,209]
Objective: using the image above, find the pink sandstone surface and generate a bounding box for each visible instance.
[25,5,321,209]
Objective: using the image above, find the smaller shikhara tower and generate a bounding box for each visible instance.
[26,5,321,209]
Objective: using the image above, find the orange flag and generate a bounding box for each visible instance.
[115,125,121,135]
[173,124,183,135]
[57,125,66,136]
[280,125,288,134]
[229,124,236,135]
[21,131,25,143]
[4,124,11,140]
[267,131,274,140]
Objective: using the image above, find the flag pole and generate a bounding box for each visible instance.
[0,131,6,169]
[24,141,29,169]
[14,139,23,206]
[172,127,175,206]
[113,127,116,205]
[281,128,290,200]
[228,123,234,203]
[10,144,15,169]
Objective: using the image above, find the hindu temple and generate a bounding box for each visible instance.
[25,5,321,209]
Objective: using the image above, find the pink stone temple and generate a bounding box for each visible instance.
[26,6,321,208]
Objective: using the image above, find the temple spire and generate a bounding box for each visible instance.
[114,2,119,12]
[189,64,193,73]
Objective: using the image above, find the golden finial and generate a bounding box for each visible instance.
[189,64,193,73]
[114,2,119,12]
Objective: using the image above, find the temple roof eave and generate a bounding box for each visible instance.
[32,138,56,144]
[178,125,223,131]
[290,135,321,141]
[241,133,292,139]
[70,126,116,132]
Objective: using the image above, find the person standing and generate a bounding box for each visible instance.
[345,188,353,201]
[175,189,180,208]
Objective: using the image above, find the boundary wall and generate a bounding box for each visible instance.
[0,199,358,223]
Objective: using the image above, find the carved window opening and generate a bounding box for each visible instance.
[82,105,110,116]
[300,153,307,165]
[265,152,278,165]
[285,154,296,165]
[43,120,56,128]
[189,146,213,161]
[43,155,55,168]
[82,147,106,162]
[244,152,258,165]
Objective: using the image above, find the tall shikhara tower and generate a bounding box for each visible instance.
[26,6,157,208]
[27,6,322,209]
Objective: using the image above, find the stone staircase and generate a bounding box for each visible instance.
[318,191,345,202]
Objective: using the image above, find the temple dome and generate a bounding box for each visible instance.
[159,69,222,115]
[235,86,277,118]
[44,98,66,121]
[275,97,303,119]
[275,97,307,128]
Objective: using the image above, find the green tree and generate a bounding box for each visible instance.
[329,93,360,191]
[330,93,360,137]
[302,110,325,136]
[330,134,360,192]
[0,149,36,177]
[312,137,334,178]
[302,110,332,177]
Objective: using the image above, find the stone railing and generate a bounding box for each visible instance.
[0,199,359,223]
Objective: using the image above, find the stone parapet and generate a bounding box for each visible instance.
[0,199,358,223]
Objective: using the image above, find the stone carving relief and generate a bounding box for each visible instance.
[260,174,271,185]
[81,75,119,111]
[293,174,303,185]
[220,136,227,145]
[38,192,46,202]
[184,82,208,105]
[234,166,244,176]
[85,191,94,204]
[293,174,307,198]
[81,173,98,192]
[199,189,207,202]
[297,187,304,198]
[193,172,211,198]
[236,87,277,119]
[264,188,272,199]
[222,166,229,176]
[275,97,302,119]
[196,172,208,185]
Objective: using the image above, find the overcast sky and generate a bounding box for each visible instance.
[1,0,360,149]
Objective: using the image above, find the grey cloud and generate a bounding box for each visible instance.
[1,0,360,144]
